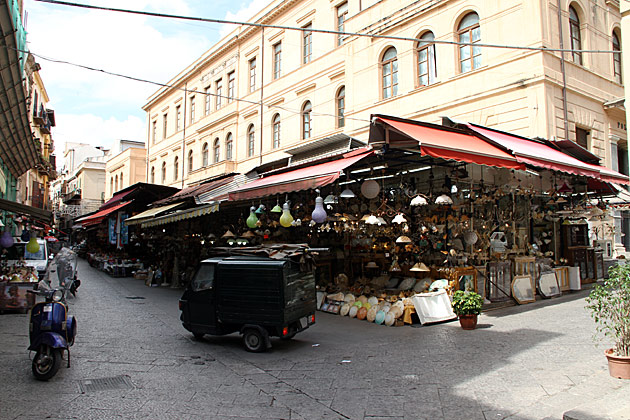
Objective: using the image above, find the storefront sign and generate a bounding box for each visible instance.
[108,218,116,245]
[119,213,129,246]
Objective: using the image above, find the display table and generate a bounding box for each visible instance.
[410,290,457,325]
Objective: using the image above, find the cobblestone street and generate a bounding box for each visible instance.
[0,259,627,420]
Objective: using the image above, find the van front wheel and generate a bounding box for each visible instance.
[242,328,266,352]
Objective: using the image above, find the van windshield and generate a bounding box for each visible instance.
[191,264,215,291]
[4,244,46,261]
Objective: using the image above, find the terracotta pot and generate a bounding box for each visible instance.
[458,314,478,330]
[605,348,630,379]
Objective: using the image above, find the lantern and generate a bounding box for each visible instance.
[279,202,294,227]
[311,191,327,224]
[26,233,40,254]
[246,206,259,228]
[0,230,13,248]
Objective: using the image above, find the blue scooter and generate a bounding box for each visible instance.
[27,288,77,380]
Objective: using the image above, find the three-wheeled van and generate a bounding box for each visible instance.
[179,256,316,352]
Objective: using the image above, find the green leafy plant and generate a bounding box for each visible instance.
[451,290,483,316]
[585,263,630,357]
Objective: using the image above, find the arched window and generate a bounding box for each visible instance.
[613,31,622,83]
[150,167,155,183]
[272,114,281,149]
[188,150,193,173]
[336,86,345,128]
[458,12,481,73]
[110,177,114,193]
[417,32,436,86]
[381,47,398,99]
[202,142,209,167]
[302,101,312,139]
[226,133,233,160]
[161,162,166,183]
[213,138,220,163]
[114,175,118,192]
[569,6,582,65]
[120,173,123,189]
[247,125,255,157]
[173,156,179,181]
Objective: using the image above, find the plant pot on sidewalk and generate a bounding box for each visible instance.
[605,348,630,379]
[458,314,478,330]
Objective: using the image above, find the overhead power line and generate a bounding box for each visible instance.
[35,0,619,54]
[13,47,371,124]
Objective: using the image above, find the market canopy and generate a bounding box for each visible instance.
[369,115,524,170]
[465,124,629,184]
[153,175,236,206]
[0,198,52,224]
[124,202,185,226]
[75,201,132,225]
[229,148,374,202]
[139,203,219,228]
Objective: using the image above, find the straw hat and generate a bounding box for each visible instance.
[367,296,379,306]
[358,295,368,304]
[349,306,358,318]
[344,293,356,303]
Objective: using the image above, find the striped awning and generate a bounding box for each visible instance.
[140,203,219,228]
[124,202,185,226]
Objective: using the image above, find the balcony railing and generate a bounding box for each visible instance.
[62,188,81,203]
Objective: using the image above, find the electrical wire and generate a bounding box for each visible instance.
[35,0,619,54]
[15,46,371,124]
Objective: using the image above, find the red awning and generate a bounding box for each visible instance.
[466,124,605,179]
[229,149,373,201]
[371,116,523,170]
[102,188,136,209]
[585,163,630,185]
[76,201,132,225]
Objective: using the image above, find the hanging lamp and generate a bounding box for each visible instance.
[311,190,328,223]
[246,206,259,228]
[279,202,294,227]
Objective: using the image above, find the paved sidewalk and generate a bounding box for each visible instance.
[0,259,628,420]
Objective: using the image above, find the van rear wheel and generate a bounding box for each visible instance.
[242,328,266,352]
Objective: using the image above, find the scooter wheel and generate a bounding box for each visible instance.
[32,346,62,381]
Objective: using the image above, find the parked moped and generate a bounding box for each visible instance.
[27,287,77,380]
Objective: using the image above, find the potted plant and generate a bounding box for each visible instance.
[585,262,630,379]
[451,290,483,330]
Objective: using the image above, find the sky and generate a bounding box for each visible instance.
[24,0,272,156]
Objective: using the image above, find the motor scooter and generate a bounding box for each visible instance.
[27,287,77,380]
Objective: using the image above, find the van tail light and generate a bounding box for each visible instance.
[310,314,315,324]
[178,300,184,311]
[282,327,289,336]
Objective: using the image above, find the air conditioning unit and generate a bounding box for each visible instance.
[594,239,613,258]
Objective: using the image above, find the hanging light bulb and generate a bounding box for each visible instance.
[279,202,294,227]
[0,230,13,248]
[20,229,30,242]
[323,194,338,205]
[246,206,259,228]
[26,232,40,254]
[311,190,327,223]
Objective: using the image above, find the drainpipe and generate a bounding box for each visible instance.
[259,27,265,166]
[557,0,569,140]
[145,107,151,183]
[181,82,187,189]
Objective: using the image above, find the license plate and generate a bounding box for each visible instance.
[299,317,307,329]
[43,305,52,312]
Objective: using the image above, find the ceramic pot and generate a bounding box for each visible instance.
[458,314,478,330]
[605,348,630,379]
